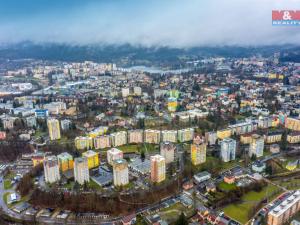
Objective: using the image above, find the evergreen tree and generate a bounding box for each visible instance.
[175,212,188,225]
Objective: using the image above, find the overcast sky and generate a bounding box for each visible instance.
[0,0,300,47]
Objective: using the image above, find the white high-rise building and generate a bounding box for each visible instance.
[113,159,129,186]
[133,86,142,96]
[151,155,166,183]
[249,134,264,158]
[74,157,89,185]
[144,129,161,144]
[44,156,60,184]
[160,142,175,164]
[107,148,123,165]
[94,135,111,149]
[121,88,130,98]
[110,131,127,147]
[161,130,177,143]
[220,138,236,162]
[128,130,143,143]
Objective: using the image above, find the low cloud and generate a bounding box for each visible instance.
[0,0,300,47]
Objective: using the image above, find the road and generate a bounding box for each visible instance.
[0,176,31,222]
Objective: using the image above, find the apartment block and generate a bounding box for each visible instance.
[144,129,161,144]
[94,135,111,149]
[128,129,144,144]
[160,142,175,164]
[110,131,127,147]
[151,155,166,183]
[191,143,207,165]
[249,134,264,158]
[44,156,60,184]
[161,130,177,143]
[220,138,236,162]
[75,136,93,150]
[113,159,129,186]
[57,152,74,172]
[47,118,61,140]
[82,150,99,169]
[74,157,89,185]
[268,191,300,225]
[178,128,194,142]
[285,117,300,131]
[107,148,123,165]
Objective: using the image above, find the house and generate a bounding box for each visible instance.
[224,174,235,184]
[122,214,136,225]
[194,171,211,183]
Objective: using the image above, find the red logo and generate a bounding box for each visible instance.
[272,10,300,20]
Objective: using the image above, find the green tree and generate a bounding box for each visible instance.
[250,154,257,161]
[140,150,145,161]
[280,130,288,151]
[175,212,188,225]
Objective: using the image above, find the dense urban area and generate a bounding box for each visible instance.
[0,51,299,225]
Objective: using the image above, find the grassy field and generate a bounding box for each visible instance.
[3,180,12,190]
[274,178,300,190]
[223,184,281,224]
[218,182,237,191]
[117,144,140,153]
[3,192,27,208]
[62,181,74,190]
[4,171,16,180]
[193,156,241,175]
[105,143,159,153]
[88,179,103,191]
[159,202,193,224]
[3,192,11,205]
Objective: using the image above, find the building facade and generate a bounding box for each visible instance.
[128,130,144,144]
[74,157,89,185]
[220,138,236,162]
[43,156,60,183]
[113,159,129,186]
[191,143,207,165]
[111,131,128,147]
[178,128,194,142]
[75,136,93,150]
[107,148,123,165]
[144,130,161,144]
[47,118,61,140]
[160,142,175,164]
[249,134,264,158]
[82,150,99,169]
[268,191,300,225]
[150,155,166,183]
[57,152,74,172]
[94,135,111,149]
[161,130,177,143]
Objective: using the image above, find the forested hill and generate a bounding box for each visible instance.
[0,42,299,65]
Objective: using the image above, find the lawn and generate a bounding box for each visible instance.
[3,192,11,205]
[4,180,12,190]
[117,144,140,153]
[218,182,237,191]
[2,192,27,208]
[274,179,300,190]
[63,181,74,190]
[117,143,158,153]
[4,171,16,180]
[223,184,281,224]
[88,179,103,191]
[159,202,193,223]
[193,156,241,175]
